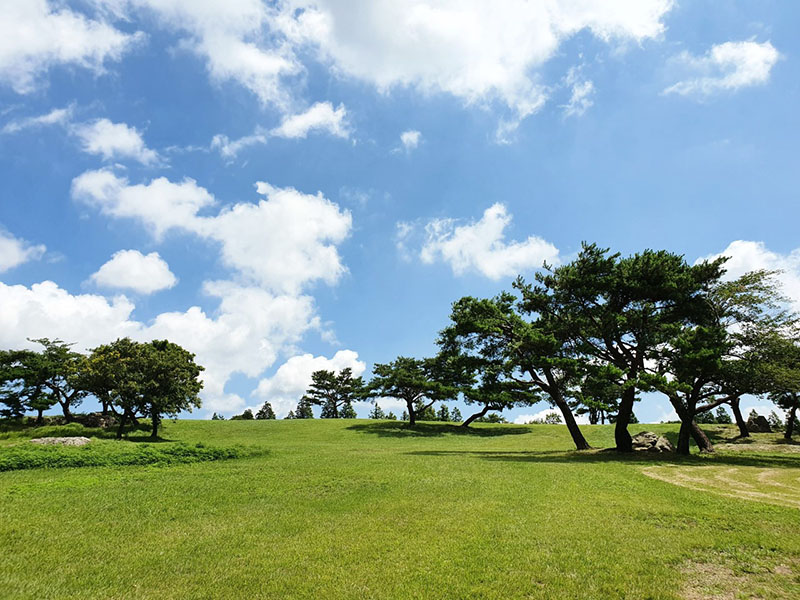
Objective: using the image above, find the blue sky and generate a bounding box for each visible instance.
[1,1,799,422]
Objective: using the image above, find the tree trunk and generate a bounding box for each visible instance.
[35,408,44,425]
[615,386,636,452]
[406,400,416,427]
[151,414,160,439]
[690,422,715,452]
[116,412,128,439]
[730,397,749,438]
[552,394,591,450]
[462,405,491,428]
[677,419,692,455]
[59,399,73,423]
[785,406,797,441]
[101,400,109,416]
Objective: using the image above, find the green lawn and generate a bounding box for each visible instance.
[1,420,798,599]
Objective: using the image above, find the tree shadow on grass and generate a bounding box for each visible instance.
[347,421,532,438]
[405,448,800,469]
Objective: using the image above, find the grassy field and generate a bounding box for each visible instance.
[1,419,798,599]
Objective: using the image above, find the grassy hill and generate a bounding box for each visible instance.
[1,419,798,599]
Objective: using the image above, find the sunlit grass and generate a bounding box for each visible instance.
[0,419,798,599]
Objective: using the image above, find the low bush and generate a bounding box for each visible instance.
[0,441,248,472]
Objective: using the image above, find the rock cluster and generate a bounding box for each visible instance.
[30,437,92,447]
[631,431,675,453]
[746,414,772,433]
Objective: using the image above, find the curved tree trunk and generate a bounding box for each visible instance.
[690,422,715,452]
[552,394,591,450]
[786,405,797,441]
[462,405,490,428]
[406,400,416,427]
[615,386,636,452]
[730,397,749,438]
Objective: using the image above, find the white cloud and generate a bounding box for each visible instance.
[697,240,800,312]
[286,0,674,122]
[72,171,352,294]
[0,229,46,272]
[90,250,177,294]
[211,128,268,159]
[665,40,780,97]
[399,130,421,153]
[562,68,595,117]
[1,105,74,134]
[514,407,590,425]
[270,102,349,139]
[0,278,320,414]
[71,169,216,240]
[0,0,143,94]
[211,102,349,159]
[253,350,366,417]
[420,203,560,279]
[73,118,160,165]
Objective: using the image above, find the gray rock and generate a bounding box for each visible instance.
[631,431,674,452]
[747,414,772,433]
[30,436,92,446]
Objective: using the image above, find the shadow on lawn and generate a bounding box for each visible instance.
[347,421,531,438]
[406,448,800,468]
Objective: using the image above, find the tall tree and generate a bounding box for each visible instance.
[525,244,725,452]
[304,368,365,418]
[30,338,88,422]
[255,401,276,420]
[368,357,455,427]
[0,350,56,422]
[294,396,314,419]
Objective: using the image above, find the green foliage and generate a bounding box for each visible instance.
[715,406,732,424]
[385,411,397,420]
[255,402,276,420]
[0,441,244,472]
[304,368,365,418]
[340,402,357,419]
[451,407,463,423]
[368,402,385,419]
[474,412,508,424]
[436,403,450,422]
[211,413,225,420]
[230,409,254,421]
[294,397,314,419]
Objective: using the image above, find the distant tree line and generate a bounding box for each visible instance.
[282,243,800,454]
[0,338,203,439]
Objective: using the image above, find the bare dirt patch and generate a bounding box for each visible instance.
[681,553,799,600]
[642,466,800,509]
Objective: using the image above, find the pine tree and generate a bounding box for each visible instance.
[255,401,276,420]
[451,407,462,423]
[340,401,357,419]
[368,402,385,419]
[437,404,451,422]
[285,410,295,419]
[295,396,314,419]
[715,406,732,424]
[401,410,408,421]
[386,411,397,420]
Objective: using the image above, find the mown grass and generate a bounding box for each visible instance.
[0,419,798,599]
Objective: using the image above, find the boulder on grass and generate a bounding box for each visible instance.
[746,414,771,433]
[631,431,675,453]
[30,437,91,447]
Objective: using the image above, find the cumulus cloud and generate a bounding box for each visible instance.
[72,171,352,294]
[211,128,268,160]
[270,102,349,139]
[0,0,143,94]
[0,279,320,414]
[419,203,560,279]
[665,40,780,97]
[0,229,47,273]
[398,130,421,153]
[253,350,366,417]
[73,118,160,165]
[697,240,800,312]
[1,105,74,134]
[90,250,177,294]
[285,0,674,122]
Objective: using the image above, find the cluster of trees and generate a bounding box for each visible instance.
[284,244,800,455]
[0,338,203,438]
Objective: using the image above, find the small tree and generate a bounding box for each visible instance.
[368,402,385,419]
[255,402,276,420]
[715,406,732,424]
[451,407,463,423]
[340,401,357,419]
[211,412,224,420]
[437,403,451,422]
[294,397,314,419]
[386,411,397,420]
[30,338,88,422]
[231,409,254,421]
[285,410,295,419]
